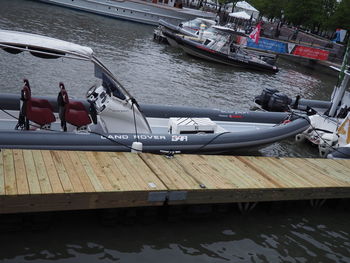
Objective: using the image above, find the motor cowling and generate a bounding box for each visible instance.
[255,88,279,110]
[267,92,292,112]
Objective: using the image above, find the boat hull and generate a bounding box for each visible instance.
[163,31,278,73]
[0,94,309,154]
[36,0,215,25]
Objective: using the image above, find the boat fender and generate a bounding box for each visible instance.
[131,142,143,153]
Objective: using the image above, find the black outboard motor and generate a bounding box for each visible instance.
[267,92,292,112]
[255,88,279,110]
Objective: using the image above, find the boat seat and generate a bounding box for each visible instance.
[57,82,91,131]
[23,79,54,111]
[21,83,56,128]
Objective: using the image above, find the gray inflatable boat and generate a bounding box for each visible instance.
[0,29,309,154]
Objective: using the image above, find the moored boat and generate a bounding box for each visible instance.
[0,29,308,154]
[163,26,279,73]
[36,0,216,26]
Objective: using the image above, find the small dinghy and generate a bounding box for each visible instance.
[0,29,308,154]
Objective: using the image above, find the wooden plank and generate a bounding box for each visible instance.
[50,151,74,193]
[13,149,29,195]
[32,150,53,194]
[139,153,192,190]
[89,152,123,191]
[108,153,148,190]
[140,153,200,190]
[123,153,168,190]
[23,150,41,194]
[220,156,278,188]
[58,151,85,193]
[84,152,114,191]
[258,157,316,187]
[109,152,152,190]
[201,155,252,188]
[0,150,4,195]
[67,151,95,192]
[176,155,236,189]
[118,153,151,190]
[237,156,295,188]
[93,152,132,191]
[307,159,350,184]
[284,158,346,187]
[3,149,17,195]
[41,150,64,193]
[76,151,104,192]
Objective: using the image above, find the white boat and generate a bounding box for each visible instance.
[36,0,216,25]
[254,43,350,159]
[162,26,279,73]
[295,66,350,159]
[0,29,309,154]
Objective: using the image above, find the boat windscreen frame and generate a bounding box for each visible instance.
[0,42,133,100]
[0,43,91,61]
[91,56,133,101]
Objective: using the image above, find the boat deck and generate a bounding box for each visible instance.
[1,149,350,214]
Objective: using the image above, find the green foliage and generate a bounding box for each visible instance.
[248,0,346,32]
[328,0,350,29]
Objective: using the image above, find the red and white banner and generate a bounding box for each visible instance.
[249,23,261,44]
[292,46,329,60]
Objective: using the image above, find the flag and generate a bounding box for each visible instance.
[249,22,261,44]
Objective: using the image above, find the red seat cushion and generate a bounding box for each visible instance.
[26,100,56,126]
[21,83,55,127]
[65,101,91,127]
[31,98,54,111]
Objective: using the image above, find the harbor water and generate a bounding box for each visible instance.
[0,0,349,262]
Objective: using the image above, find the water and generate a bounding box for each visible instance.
[0,0,349,262]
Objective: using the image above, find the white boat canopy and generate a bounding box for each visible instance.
[229,11,251,20]
[0,29,93,59]
[0,29,136,102]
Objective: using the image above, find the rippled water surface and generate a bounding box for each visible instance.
[0,0,349,262]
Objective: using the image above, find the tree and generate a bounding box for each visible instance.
[329,0,350,30]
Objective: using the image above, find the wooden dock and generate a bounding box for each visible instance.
[1,149,350,214]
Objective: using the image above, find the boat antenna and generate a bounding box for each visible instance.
[131,98,139,142]
[328,38,350,117]
[336,38,350,89]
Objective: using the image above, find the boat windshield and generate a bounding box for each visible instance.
[102,73,126,100]
[181,18,215,32]
[206,34,230,52]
